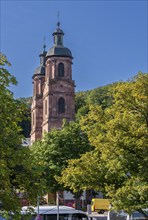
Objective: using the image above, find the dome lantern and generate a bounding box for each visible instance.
[33,43,47,78]
[53,22,64,46]
[46,23,73,59]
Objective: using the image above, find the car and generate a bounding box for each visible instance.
[107,209,148,220]
[126,210,148,220]
[107,210,127,220]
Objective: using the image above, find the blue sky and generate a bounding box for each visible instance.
[1,0,148,98]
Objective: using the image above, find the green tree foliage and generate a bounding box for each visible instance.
[58,150,108,208]
[31,121,91,196]
[75,84,114,121]
[85,84,114,107]
[18,97,32,138]
[0,53,44,216]
[59,73,148,214]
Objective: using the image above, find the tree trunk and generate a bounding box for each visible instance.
[74,191,83,210]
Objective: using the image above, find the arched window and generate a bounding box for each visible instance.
[58,98,65,113]
[58,63,64,77]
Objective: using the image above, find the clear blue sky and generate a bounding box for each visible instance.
[1,0,148,98]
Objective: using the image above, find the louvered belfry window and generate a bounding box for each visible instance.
[58,97,65,113]
[58,63,64,77]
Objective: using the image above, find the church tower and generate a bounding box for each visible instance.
[42,22,75,133]
[31,22,75,143]
[31,46,47,142]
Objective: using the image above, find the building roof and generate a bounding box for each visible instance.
[46,46,72,58]
[34,65,45,77]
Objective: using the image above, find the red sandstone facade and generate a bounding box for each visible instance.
[31,23,75,143]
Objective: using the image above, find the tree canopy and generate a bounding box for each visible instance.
[31,121,91,197]
[58,73,148,214]
[75,84,114,121]
[0,53,44,216]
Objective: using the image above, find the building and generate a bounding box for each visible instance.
[31,22,75,143]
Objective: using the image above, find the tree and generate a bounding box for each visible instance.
[57,150,108,208]
[0,53,44,217]
[75,84,114,121]
[18,97,32,138]
[31,121,91,207]
[59,73,148,214]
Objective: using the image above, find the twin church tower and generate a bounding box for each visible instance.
[31,22,75,143]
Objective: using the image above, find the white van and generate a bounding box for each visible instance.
[21,205,89,220]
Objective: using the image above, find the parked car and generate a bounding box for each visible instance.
[126,210,148,220]
[107,210,127,220]
[107,209,148,220]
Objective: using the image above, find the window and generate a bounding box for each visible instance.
[45,100,47,115]
[58,98,65,113]
[57,36,62,45]
[58,63,64,77]
[32,113,34,126]
[44,214,69,220]
[72,214,88,220]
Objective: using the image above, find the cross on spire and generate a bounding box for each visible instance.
[43,36,46,52]
[57,11,60,28]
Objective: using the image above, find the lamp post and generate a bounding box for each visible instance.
[37,195,40,219]
[56,192,59,220]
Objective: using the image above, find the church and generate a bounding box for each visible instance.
[31,22,75,143]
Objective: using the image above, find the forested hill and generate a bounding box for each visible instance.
[18,97,32,107]
[19,83,115,137]
[18,97,32,138]
[75,83,115,120]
